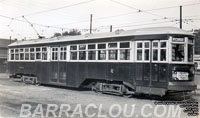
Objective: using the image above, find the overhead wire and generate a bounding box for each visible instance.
[54,2,200,26]
[96,19,175,29]
[15,0,96,18]
[0,14,84,31]
[5,0,199,28]
[109,0,168,19]
[4,0,88,21]
[1,1,200,39]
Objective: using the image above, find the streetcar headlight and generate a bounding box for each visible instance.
[189,67,195,75]
[172,71,178,80]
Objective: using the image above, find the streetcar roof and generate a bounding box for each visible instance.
[9,27,194,47]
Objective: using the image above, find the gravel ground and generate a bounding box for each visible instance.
[0,73,199,118]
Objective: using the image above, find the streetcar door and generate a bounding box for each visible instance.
[50,46,67,85]
[143,41,151,87]
[135,41,151,88]
[150,40,168,94]
[50,47,60,83]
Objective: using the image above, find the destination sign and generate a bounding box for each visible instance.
[172,38,185,42]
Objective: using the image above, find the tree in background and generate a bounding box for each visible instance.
[53,33,61,37]
[53,29,81,37]
[68,29,81,36]
[62,31,69,36]
[194,29,200,54]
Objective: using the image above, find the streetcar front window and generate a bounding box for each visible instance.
[188,44,193,62]
[171,37,194,62]
[172,44,184,62]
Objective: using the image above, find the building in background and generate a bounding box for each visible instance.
[0,39,12,73]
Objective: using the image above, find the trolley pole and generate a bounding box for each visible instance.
[180,6,182,29]
[90,14,93,34]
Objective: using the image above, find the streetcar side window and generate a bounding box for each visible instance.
[108,43,118,60]
[10,49,15,60]
[120,42,130,60]
[42,47,48,60]
[70,45,77,60]
[144,42,150,61]
[88,44,96,60]
[25,48,30,60]
[152,42,159,61]
[60,46,67,61]
[79,44,86,60]
[98,44,106,60]
[30,48,35,60]
[15,49,19,60]
[19,48,24,60]
[160,41,167,61]
[51,47,59,61]
[136,42,143,61]
[36,47,41,60]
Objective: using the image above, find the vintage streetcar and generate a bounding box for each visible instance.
[8,27,197,97]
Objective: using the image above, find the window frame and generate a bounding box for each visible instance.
[97,43,107,61]
[30,47,35,61]
[9,49,15,61]
[35,47,42,61]
[136,41,151,62]
[51,47,59,61]
[14,48,20,60]
[119,42,131,61]
[143,41,150,62]
[24,48,30,61]
[170,37,188,63]
[187,37,194,63]
[136,41,143,62]
[87,43,97,61]
[19,48,25,61]
[160,40,168,62]
[70,45,78,61]
[108,42,118,61]
[152,40,169,63]
[152,41,159,62]
[78,44,87,61]
[60,46,67,61]
[41,47,48,61]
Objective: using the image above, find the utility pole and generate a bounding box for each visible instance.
[9,36,11,44]
[110,25,112,32]
[90,14,93,34]
[180,6,182,29]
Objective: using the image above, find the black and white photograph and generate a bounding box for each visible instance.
[0,0,200,118]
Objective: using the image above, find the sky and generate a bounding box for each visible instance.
[0,0,200,40]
